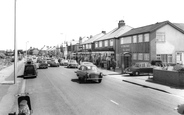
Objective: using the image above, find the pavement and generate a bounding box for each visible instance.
[98,67,184,99]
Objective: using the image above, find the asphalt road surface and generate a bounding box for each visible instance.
[24,66,183,115]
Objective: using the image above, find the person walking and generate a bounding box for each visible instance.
[112,59,116,72]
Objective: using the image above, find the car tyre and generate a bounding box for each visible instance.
[98,79,102,83]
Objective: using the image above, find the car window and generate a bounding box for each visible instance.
[86,66,97,71]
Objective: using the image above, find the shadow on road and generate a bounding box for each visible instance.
[71,79,99,84]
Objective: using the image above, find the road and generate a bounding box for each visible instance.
[24,66,183,115]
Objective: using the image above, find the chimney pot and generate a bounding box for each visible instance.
[102,31,106,34]
[118,20,125,28]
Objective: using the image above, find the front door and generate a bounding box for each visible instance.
[124,53,131,69]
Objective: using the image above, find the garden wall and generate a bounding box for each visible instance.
[153,69,184,87]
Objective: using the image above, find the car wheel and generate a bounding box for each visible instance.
[134,71,139,76]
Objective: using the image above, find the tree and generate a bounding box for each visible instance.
[0,52,6,59]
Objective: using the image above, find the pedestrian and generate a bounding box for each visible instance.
[112,59,116,72]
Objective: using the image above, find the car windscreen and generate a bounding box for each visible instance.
[86,66,97,71]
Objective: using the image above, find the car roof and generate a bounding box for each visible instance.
[82,64,96,67]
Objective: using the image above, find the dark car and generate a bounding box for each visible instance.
[39,60,48,69]
[49,59,60,67]
[124,62,153,76]
[24,62,38,78]
[75,64,103,83]
[67,60,78,68]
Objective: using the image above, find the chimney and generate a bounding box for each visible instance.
[102,31,106,34]
[118,20,125,28]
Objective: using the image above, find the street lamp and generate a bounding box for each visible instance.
[26,41,29,59]
[14,0,17,84]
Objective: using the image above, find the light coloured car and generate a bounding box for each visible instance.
[75,64,103,83]
[67,60,78,68]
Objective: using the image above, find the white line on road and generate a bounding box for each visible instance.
[110,100,119,105]
[21,79,26,94]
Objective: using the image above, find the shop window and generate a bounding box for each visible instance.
[133,53,137,60]
[138,34,143,42]
[110,39,113,46]
[133,35,137,43]
[138,53,143,60]
[144,33,149,42]
[156,32,165,42]
[144,53,149,61]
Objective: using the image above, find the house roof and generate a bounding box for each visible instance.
[82,32,105,45]
[121,21,184,37]
[173,23,184,31]
[95,25,132,42]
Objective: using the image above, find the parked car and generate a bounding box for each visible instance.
[49,59,60,67]
[39,60,48,69]
[67,60,78,68]
[75,64,103,83]
[23,61,38,78]
[60,59,69,66]
[124,62,153,76]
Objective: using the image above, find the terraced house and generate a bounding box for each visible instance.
[94,20,132,67]
[119,20,184,69]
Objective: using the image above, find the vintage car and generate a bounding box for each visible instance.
[60,59,69,66]
[78,61,94,68]
[75,64,103,83]
[49,59,60,67]
[23,61,38,78]
[39,60,48,69]
[67,60,78,68]
[124,62,153,76]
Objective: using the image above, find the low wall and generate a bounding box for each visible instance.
[153,69,184,87]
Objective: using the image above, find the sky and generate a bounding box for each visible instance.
[0,0,184,51]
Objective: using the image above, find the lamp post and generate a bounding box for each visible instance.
[26,41,29,59]
[14,0,17,84]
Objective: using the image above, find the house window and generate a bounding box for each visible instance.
[144,34,149,42]
[133,35,137,43]
[88,44,91,49]
[156,32,165,42]
[168,54,172,63]
[138,53,143,60]
[110,39,113,46]
[156,54,172,63]
[95,42,98,48]
[121,38,124,44]
[83,45,85,49]
[138,34,143,42]
[99,41,102,47]
[144,53,149,61]
[132,53,137,60]
[105,40,108,47]
[123,36,132,44]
